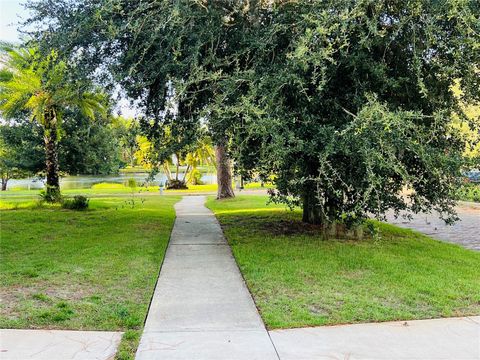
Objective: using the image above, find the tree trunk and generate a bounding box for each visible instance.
[182,165,190,183]
[163,162,172,182]
[130,152,136,167]
[215,144,235,199]
[1,176,7,191]
[44,110,61,201]
[175,153,180,181]
[301,184,325,225]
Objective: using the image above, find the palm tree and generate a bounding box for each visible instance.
[0,44,106,201]
[184,137,215,185]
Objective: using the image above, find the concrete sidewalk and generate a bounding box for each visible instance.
[135,196,278,359]
[136,195,479,359]
[0,329,122,360]
[270,316,480,360]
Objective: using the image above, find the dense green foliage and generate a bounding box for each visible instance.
[457,183,480,203]
[59,111,124,175]
[61,195,89,210]
[26,0,480,223]
[207,196,480,328]
[0,113,124,188]
[0,119,44,190]
[115,118,142,168]
[135,131,216,188]
[226,1,479,225]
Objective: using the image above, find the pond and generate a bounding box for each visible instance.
[6,172,217,190]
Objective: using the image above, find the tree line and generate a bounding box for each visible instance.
[0,45,217,194]
[0,106,215,192]
[0,111,121,191]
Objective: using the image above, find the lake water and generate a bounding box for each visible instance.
[6,172,217,190]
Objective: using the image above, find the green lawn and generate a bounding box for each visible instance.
[0,184,216,199]
[0,186,212,207]
[0,195,180,359]
[206,195,480,329]
[0,181,271,203]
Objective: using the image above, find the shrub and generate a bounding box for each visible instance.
[127,178,137,189]
[189,168,203,185]
[456,183,480,203]
[62,195,89,210]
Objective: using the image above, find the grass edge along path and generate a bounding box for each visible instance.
[206,195,480,330]
[0,195,181,360]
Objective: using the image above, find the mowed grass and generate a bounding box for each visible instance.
[0,184,217,199]
[0,195,179,334]
[1,180,272,201]
[206,195,480,329]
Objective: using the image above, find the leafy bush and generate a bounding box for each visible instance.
[62,195,89,210]
[457,183,480,203]
[189,168,203,185]
[127,178,137,190]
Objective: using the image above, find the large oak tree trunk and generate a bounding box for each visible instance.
[302,195,324,224]
[215,144,235,199]
[44,110,61,201]
[301,180,325,225]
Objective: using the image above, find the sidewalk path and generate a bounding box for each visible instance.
[135,196,278,360]
[136,195,479,359]
[386,201,480,251]
[0,329,122,360]
[269,316,480,360]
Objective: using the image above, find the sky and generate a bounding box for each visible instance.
[0,0,137,118]
[0,0,27,43]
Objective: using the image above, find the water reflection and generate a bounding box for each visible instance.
[7,172,216,190]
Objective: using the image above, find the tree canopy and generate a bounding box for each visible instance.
[0,120,44,190]
[25,0,480,223]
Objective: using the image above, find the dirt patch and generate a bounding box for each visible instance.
[340,269,372,280]
[221,216,325,236]
[0,283,98,316]
[308,304,330,316]
[260,219,325,236]
[221,216,372,242]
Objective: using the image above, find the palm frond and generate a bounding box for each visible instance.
[1,44,109,128]
[76,92,108,120]
[0,45,42,120]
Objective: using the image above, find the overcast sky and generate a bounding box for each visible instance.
[0,0,137,118]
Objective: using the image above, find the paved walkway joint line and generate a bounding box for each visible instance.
[136,196,279,360]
